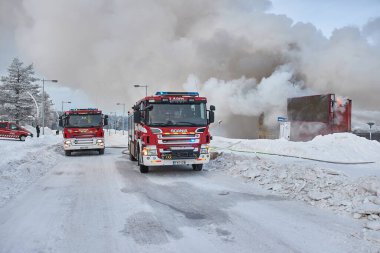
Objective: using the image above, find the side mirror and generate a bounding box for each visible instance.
[210,105,216,111]
[104,115,109,126]
[134,111,141,123]
[208,111,215,124]
[59,116,63,127]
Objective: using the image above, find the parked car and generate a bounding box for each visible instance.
[0,122,33,141]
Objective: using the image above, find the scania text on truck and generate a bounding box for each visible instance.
[59,108,108,156]
[128,92,215,173]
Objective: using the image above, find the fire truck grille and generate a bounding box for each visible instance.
[162,150,199,160]
[74,139,94,145]
[162,134,196,138]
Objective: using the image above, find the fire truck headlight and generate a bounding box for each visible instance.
[96,139,104,143]
[143,147,158,156]
[200,145,209,154]
[64,140,72,145]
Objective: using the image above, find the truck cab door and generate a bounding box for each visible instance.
[9,123,19,138]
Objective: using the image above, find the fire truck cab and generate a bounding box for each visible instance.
[59,108,108,156]
[128,92,215,173]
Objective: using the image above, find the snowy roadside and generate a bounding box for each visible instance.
[0,133,63,207]
[0,129,127,207]
[208,133,380,243]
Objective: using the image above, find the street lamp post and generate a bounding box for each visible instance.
[26,91,39,124]
[61,101,71,114]
[133,84,148,97]
[367,122,375,140]
[116,102,126,135]
[41,79,58,135]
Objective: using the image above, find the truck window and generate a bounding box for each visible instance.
[65,114,103,128]
[147,103,207,126]
[0,123,7,129]
[10,124,19,130]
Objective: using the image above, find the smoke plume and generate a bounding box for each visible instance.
[1,0,380,137]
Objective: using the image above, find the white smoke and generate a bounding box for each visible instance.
[1,0,379,137]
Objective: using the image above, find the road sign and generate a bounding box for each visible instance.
[277,117,287,122]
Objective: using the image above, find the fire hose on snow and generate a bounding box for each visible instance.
[210,142,376,165]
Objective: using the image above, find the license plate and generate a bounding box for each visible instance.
[80,147,88,149]
[173,161,186,165]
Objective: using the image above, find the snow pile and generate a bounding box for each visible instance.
[0,134,63,207]
[212,133,380,163]
[209,133,380,241]
[104,130,128,147]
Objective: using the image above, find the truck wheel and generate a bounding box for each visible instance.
[129,145,136,161]
[99,149,105,155]
[19,135,26,141]
[140,165,149,173]
[192,164,203,171]
[65,150,71,156]
[129,152,136,161]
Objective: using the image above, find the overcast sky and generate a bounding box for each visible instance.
[1,0,379,115]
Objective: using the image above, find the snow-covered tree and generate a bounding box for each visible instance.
[1,58,39,124]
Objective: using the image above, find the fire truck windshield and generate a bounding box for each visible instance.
[66,114,103,128]
[147,103,207,126]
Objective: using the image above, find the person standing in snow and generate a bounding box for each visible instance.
[36,125,40,138]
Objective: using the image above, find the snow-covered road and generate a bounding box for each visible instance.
[0,147,376,252]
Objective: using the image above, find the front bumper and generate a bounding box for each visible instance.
[63,138,105,151]
[141,154,210,166]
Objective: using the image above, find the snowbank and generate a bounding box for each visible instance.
[212,133,380,163]
[104,129,128,147]
[0,134,63,207]
[209,133,380,242]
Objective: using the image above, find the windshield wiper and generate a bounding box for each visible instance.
[149,123,168,126]
[174,121,198,126]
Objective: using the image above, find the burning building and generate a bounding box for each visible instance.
[287,94,352,141]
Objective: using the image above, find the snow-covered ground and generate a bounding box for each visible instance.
[0,128,126,207]
[0,127,63,207]
[2,130,380,249]
[209,133,380,243]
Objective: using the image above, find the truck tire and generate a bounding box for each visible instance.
[137,145,149,173]
[99,149,105,155]
[129,152,136,161]
[192,164,203,171]
[19,135,26,141]
[129,144,136,161]
[65,150,71,156]
[140,165,149,173]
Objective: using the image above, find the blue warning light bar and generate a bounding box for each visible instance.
[155,92,199,96]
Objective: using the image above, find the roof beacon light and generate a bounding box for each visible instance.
[155,92,199,97]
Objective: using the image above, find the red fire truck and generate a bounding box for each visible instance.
[59,108,108,156]
[287,94,352,141]
[128,92,215,173]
